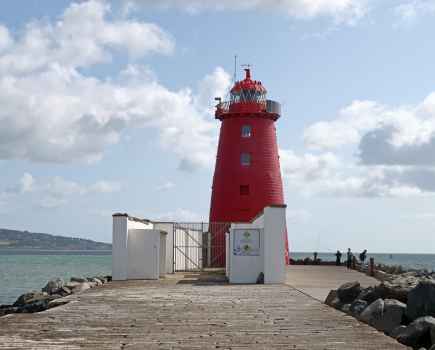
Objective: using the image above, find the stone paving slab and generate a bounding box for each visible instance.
[0,273,409,349]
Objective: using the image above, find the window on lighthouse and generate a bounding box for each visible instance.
[241,125,252,138]
[240,185,250,195]
[241,153,251,166]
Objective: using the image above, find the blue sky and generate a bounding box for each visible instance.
[1,0,435,253]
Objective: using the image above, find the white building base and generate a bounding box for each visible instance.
[227,205,286,284]
[112,214,167,281]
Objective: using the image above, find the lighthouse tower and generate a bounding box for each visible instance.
[209,68,289,266]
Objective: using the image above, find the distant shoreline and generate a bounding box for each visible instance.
[0,249,112,255]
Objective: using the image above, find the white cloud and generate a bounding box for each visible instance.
[394,1,435,25]
[0,0,229,170]
[156,181,176,191]
[0,25,12,52]
[3,173,35,195]
[304,93,435,166]
[0,0,174,75]
[20,173,34,193]
[303,100,387,150]
[287,209,312,223]
[0,173,121,208]
[154,208,205,221]
[296,90,435,198]
[124,0,368,25]
[88,181,121,193]
[280,149,430,197]
[38,197,68,209]
[403,212,435,220]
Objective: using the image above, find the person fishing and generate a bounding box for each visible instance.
[346,248,353,269]
[335,250,342,266]
[359,249,367,264]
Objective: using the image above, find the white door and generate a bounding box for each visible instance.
[128,229,159,279]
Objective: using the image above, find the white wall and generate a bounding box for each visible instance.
[127,229,160,280]
[154,222,174,274]
[159,232,166,277]
[263,206,286,284]
[228,225,264,284]
[227,205,286,284]
[112,215,129,281]
[112,214,168,281]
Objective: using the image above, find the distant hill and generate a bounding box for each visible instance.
[0,228,111,250]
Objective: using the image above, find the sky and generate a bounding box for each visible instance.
[1,0,435,253]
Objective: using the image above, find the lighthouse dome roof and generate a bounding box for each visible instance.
[230,68,267,94]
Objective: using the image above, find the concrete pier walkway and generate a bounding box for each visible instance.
[0,268,409,349]
[286,265,379,301]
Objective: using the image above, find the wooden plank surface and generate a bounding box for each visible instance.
[0,271,409,349]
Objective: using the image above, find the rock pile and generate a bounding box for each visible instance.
[325,273,435,349]
[0,275,111,317]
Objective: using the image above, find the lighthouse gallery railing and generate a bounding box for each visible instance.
[216,99,281,116]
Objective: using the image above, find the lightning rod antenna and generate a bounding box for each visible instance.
[234,55,237,83]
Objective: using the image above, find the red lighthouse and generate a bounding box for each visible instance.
[209,68,289,266]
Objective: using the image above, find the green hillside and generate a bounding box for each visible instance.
[0,228,111,250]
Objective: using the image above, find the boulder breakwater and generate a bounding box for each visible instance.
[0,275,111,317]
[326,270,435,349]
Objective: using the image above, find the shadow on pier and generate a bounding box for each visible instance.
[174,268,228,285]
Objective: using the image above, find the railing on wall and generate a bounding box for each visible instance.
[173,222,230,272]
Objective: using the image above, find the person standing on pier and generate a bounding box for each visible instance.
[346,248,353,269]
[335,250,342,266]
[359,249,367,264]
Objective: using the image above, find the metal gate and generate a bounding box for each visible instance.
[173,222,230,272]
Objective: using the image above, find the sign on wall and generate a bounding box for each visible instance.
[233,229,260,256]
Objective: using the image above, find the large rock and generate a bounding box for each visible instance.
[89,278,103,286]
[341,304,351,314]
[0,306,18,317]
[72,282,91,294]
[350,299,368,317]
[13,291,58,313]
[13,291,48,307]
[325,290,337,306]
[374,281,409,304]
[19,299,52,313]
[325,290,343,309]
[357,287,379,304]
[59,286,72,297]
[48,298,71,309]
[42,278,64,295]
[407,280,435,321]
[96,276,108,283]
[360,298,384,329]
[396,316,435,348]
[65,281,81,289]
[381,299,407,334]
[70,277,87,283]
[391,325,407,339]
[337,281,361,303]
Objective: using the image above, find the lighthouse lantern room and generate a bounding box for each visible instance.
[209,68,289,266]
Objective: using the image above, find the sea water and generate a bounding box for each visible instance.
[0,251,111,305]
